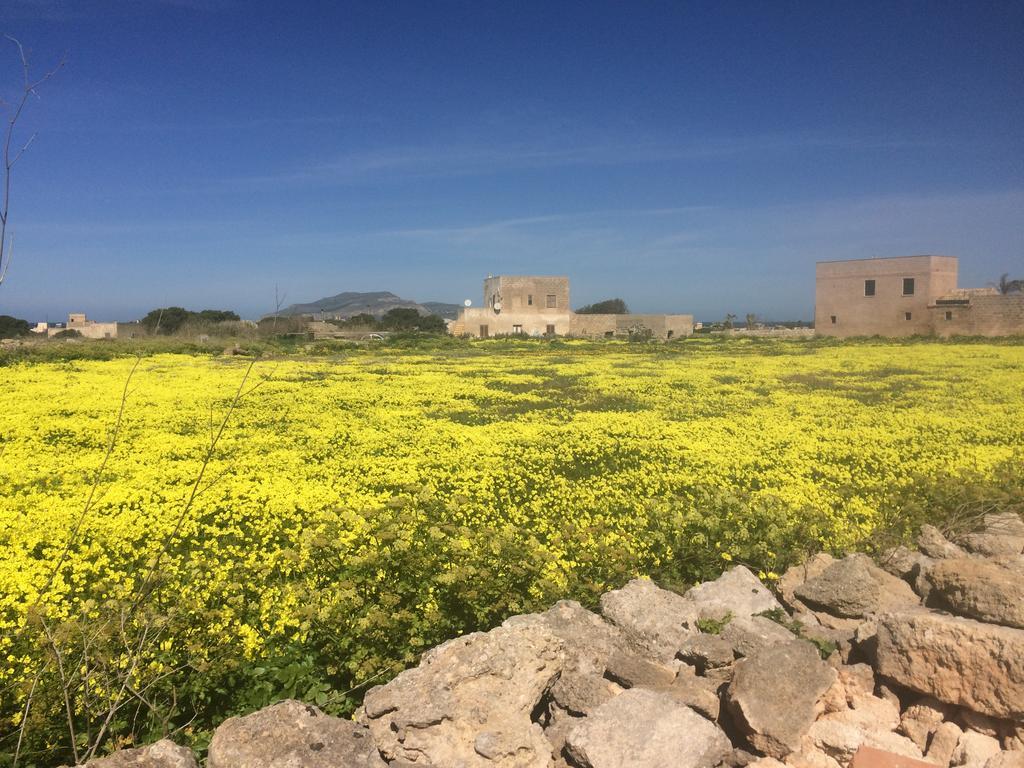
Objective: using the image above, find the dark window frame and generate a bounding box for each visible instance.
[864,279,876,297]
[903,277,915,296]
[546,294,557,308]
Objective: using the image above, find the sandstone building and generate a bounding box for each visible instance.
[450,275,693,339]
[815,256,1023,337]
[32,313,118,339]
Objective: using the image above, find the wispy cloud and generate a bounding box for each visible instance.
[221,133,942,189]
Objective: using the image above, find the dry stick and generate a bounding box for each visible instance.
[11,663,44,768]
[1,36,65,286]
[40,619,80,764]
[7,358,142,765]
[37,356,143,598]
[85,359,257,759]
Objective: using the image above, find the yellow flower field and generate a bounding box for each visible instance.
[1,337,1022,760]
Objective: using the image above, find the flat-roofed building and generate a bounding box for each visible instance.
[815,256,958,337]
[816,255,1023,337]
[451,275,693,339]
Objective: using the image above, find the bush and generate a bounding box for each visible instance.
[0,315,31,338]
[576,298,629,314]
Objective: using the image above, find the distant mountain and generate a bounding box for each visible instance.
[269,291,459,320]
[421,302,462,320]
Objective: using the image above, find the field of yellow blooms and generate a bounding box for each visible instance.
[1,337,1022,761]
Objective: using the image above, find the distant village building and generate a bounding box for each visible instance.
[450,275,693,339]
[815,256,1024,338]
[32,313,119,339]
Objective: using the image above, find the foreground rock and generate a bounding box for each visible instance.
[599,577,697,662]
[564,688,732,768]
[794,555,917,619]
[925,558,1024,629]
[207,700,384,768]
[875,609,1024,720]
[684,565,785,617]
[70,741,197,768]
[726,641,838,758]
[360,623,563,767]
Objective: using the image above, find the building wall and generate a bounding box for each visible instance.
[456,307,571,337]
[483,275,570,314]
[48,314,118,339]
[815,256,958,337]
[454,275,693,339]
[930,295,1024,337]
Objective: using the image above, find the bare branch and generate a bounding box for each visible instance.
[1,36,65,289]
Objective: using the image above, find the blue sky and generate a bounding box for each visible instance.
[2,0,1022,321]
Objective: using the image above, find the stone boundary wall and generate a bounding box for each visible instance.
[72,513,1024,768]
[931,295,1024,338]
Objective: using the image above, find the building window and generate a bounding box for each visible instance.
[830,315,837,324]
[864,279,876,297]
[903,278,915,296]
[945,311,953,321]
[527,294,533,306]
[546,324,556,335]
[512,324,523,334]
[546,294,557,308]
[604,330,614,338]
[667,330,674,339]
[905,312,912,321]
[479,325,489,338]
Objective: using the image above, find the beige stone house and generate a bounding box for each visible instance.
[37,313,119,339]
[450,275,693,339]
[815,256,1024,337]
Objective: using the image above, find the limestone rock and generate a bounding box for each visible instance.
[726,641,838,758]
[779,554,837,613]
[602,650,676,690]
[794,555,918,619]
[983,512,1024,536]
[926,559,1024,629]
[685,565,784,617]
[838,664,876,702]
[959,534,1024,558]
[667,665,723,721]
[207,700,384,768]
[917,526,965,560]
[550,671,618,716]
[957,710,1001,739]
[985,753,1024,768]
[900,699,952,752]
[927,722,965,767]
[678,632,738,672]
[74,741,198,768]
[599,578,697,662]
[952,731,1001,767]
[504,600,627,675]
[807,719,923,764]
[880,546,933,583]
[786,746,844,768]
[564,688,731,768]
[875,610,1024,720]
[361,623,563,767]
[722,615,801,658]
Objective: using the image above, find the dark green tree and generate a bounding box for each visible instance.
[0,314,30,337]
[196,309,240,323]
[995,274,1023,295]
[140,307,240,334]
[575,298,629,314]
[380,308,446,333]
